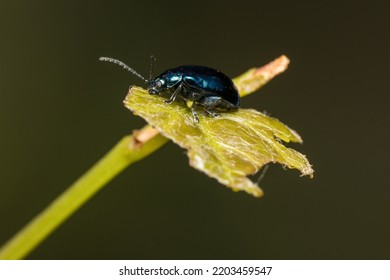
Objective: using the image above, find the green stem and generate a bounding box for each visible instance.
[0,126,168,260]
[0,55,290,259]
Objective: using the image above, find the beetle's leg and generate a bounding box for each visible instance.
[256,164,270,185]
[204,108,221,118]
[165,83,182,104]
[185,101,199,122]
[190,108,199,123]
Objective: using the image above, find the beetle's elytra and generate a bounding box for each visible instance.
[99,56,240,122]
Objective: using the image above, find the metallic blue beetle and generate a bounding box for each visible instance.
[99,56,240,122]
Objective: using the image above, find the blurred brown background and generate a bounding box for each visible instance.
[1,1,389,259]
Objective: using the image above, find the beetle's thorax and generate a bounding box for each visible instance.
[148,70,183,95]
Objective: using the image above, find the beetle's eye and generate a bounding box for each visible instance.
[156,79,165,88]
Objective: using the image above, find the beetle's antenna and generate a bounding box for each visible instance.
[99,57,148,83]
[149,55,156,80]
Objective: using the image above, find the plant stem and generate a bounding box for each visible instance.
[0,126,168,260]
[0,55,290,259]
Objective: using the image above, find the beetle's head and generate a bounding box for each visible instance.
[148,78,166,95]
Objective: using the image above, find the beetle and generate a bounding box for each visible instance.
[99,56,240,122]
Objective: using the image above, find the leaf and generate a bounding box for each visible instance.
[124,56,314,197]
